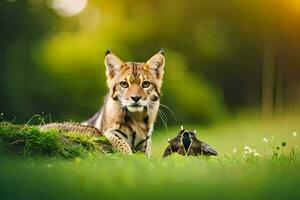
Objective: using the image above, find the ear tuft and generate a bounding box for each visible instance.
[105,49,112,55]
[180,125,184,131]
[105,52,124,78]
[146,52,165,79]
[158,49,164,55]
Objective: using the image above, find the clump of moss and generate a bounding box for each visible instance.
[0,122,113,158]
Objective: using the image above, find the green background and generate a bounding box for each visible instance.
[1,0,300,125]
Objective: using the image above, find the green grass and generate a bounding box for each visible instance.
[152,114,300,158]
[0,122,113,158]
[0,114,300,200]
[1,155,300,200]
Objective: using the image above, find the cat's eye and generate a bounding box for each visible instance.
[142,81,151,88]
[120,81,129,88]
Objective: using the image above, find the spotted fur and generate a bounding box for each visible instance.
[40,122,101,136]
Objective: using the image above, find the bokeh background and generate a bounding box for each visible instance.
[1,0,300,125]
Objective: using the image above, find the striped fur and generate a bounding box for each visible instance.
[82,50,165,156]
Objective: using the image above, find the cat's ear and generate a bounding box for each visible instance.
[104,49,124,79]
[145,50,165,79]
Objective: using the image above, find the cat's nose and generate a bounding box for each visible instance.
[131,96,142,102]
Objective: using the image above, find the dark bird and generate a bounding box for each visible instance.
[163,126,218,157]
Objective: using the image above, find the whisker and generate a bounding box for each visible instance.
[160,103,177,122]
[158,110,168,130]
[148,101,168,130]
[159,109,168,125]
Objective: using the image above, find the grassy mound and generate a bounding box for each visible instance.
[0,122,113,158]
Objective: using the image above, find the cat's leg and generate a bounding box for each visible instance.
[104,130,133,155]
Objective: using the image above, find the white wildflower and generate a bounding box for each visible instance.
[250,148,261,157]
[292,131,297,137]
[253,149,258,154]
[244,145,253,154]
[254,152,261,157]
[244,145,251,151]
[263,137,268,143]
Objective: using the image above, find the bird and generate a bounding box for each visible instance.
[163,126,218,157]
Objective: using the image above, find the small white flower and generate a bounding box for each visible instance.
[271,136,275,140]
[232,148,237,154]
[292,132,297,137]
[254,152,261,157]
[263,137,268,143]
[244,145,251,151]
[250,148,260,156]
[244,151,250,155]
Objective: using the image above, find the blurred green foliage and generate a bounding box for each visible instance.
[1,0,300,124]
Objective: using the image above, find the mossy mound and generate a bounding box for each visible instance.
[0,122,113,158]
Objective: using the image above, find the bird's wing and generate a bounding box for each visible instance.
[169,136,182,151]
[163,135,182,157]
[177,145,187,156]
[163,145,173,157]
[191,139,218,156]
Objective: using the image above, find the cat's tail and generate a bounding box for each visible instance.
[40,122,102,136]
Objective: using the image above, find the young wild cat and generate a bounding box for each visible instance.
[43,50,165,157]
